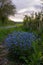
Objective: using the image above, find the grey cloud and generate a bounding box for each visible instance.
[34,5,41,9]
[12,0,34,10]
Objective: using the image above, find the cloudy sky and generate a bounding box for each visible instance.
[9,0,41,22]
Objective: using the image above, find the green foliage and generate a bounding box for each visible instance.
[31,40,43,65]
[23,12,43,32]
[0,0,16,24]
[22,14,43,64]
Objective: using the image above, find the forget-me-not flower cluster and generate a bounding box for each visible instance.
[5,31,36,50]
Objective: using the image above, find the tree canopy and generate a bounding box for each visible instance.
[0,0,16,23]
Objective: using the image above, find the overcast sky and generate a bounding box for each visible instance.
[9,0,41,22]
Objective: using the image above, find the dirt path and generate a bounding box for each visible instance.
[0,44,8,65]
[0,25,17,29]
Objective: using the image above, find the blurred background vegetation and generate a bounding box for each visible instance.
[0,0,43,65]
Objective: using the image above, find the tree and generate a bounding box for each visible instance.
[0,0,16,23]
[40,0,43,31]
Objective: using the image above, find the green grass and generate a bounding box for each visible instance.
[0,20,16,27]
